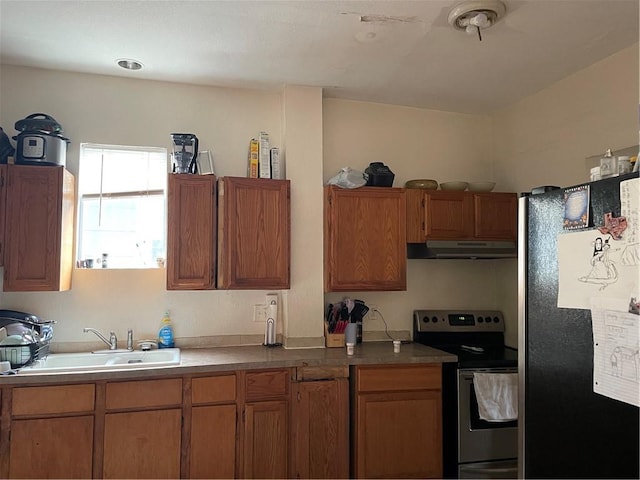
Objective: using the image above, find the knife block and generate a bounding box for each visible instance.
[324,322,345,348]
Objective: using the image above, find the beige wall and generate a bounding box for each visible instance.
[493,42,639,194]
[1,41,637,350]
[322,99,514,342]
[491,42,639,346]
[0,66,326,349]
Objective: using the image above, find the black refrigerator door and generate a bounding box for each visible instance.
[521,173,639,479]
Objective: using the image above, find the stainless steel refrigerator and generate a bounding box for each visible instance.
[518,173,639,479]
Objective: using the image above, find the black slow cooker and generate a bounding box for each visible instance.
[13,113,70,166]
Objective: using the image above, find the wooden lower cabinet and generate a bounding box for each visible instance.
[102,378,183,479]
[190,405,236,478]
[241,369,291,479]
[188,373,238,479]
[9,416,94,478]
[355,390,442,478]
[243,400,289,478]
[4,384,95,479]
[352,365,442,479]
[291,378,349,479]
[1,363,444,479]
[102,409,182,479]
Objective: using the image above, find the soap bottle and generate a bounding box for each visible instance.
[158,311,175,349]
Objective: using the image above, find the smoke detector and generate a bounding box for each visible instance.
[448,0,506,41]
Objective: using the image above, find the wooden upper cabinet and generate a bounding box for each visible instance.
[166,174,216,290]
[324,186,406,292]
[407,190,517,242]
[217,177,290,290]
[424,191,474,239]
[4,165,75,291]
[0,165,6,267]
[474,192,518,240]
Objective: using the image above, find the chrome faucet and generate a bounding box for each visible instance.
[127,328,134,351]
[83,327,117,350]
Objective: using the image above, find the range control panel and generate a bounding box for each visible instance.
[413,310,505,333]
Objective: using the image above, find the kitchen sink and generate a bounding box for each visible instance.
[18,348,180,374]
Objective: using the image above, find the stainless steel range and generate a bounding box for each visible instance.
[413,310,518,479]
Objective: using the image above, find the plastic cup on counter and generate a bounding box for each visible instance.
[393,340,401,353]
[346,342,355,356]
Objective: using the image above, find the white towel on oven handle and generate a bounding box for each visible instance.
[473,372,518,422]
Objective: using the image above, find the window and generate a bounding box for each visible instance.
[77,144,167,269]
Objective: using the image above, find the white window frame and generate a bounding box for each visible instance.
[77,143,167,269]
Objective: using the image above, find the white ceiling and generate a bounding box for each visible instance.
[1,0,638,114]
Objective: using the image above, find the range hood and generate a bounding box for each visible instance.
[407,240,517,259]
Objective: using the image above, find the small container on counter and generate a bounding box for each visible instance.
[393,340,401,353]
[346,342,355,355]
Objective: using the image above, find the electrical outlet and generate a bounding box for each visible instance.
[368,304,378,321]
[253,304,267,322]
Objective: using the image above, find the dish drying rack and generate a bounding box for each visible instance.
[0,341,50,368]
[0,316,54,368]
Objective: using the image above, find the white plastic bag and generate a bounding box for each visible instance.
[326,167,367,189]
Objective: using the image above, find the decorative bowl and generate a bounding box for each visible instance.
[468,182,496,192]
[405,179,438,190]
[440,181,468,191]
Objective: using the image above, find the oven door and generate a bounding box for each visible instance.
[457,368,518,465]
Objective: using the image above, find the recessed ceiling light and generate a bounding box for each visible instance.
[116,58,143,71]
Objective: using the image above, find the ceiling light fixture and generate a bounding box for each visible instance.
[448,0,506,42]
[116,58,143,71]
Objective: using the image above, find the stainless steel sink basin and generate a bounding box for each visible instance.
[18,348,180,374]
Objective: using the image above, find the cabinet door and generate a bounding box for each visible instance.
[424,191,474,239]
[9,416,94,478]
[324,186,406,291]
[405,188,426,243]
[4,165,75,291]
[103,409,182,479]
[474,193,517,240]
[243,400,289,479]
[218,177,290,289]
[291,379,349,479]
[0,165,6,267]
[166,174,216,290]
[354,390,442,479]
[190,404,237,479]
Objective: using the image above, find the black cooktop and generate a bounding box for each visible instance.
[431,344,518,369]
